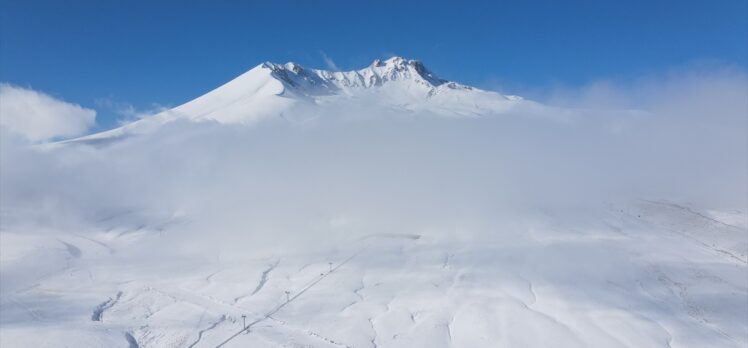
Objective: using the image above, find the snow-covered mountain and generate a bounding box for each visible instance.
[73,57,526,143]
[3,56,746,348]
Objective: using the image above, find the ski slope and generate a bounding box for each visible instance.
[1,201,745,347]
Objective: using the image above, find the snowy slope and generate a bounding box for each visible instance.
[1,202,745,348]
[70,57,525,144]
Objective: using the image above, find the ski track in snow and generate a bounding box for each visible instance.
[643,200,744,230]
[73,234,116,254]
[265,316,353,348]
[308,330,354,348]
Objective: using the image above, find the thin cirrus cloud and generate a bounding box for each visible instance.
[94,97,168,125]
[320,52,341,71]
[0,83,96,142]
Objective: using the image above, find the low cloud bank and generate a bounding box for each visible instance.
[0,66,745,255]
[0,84,96,142]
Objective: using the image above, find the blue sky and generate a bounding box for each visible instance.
[1,0,746,130]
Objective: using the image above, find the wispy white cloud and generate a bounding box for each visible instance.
[320,52,340,71]
[95,98,168,125]
[0,84,96,141]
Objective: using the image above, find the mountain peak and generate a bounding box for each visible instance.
[371,56,411,67]
[367,56,443,85]
[258,56,451,93]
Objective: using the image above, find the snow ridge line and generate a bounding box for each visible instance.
[643,200,745,231]
[251,259,280,296]
[188,315,227,348]
[214,247,366,348]
[91,291,123,321]
[125,332,139,348]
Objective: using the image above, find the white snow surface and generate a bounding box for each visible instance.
[2,57,747,348]
[1,203,746,348]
